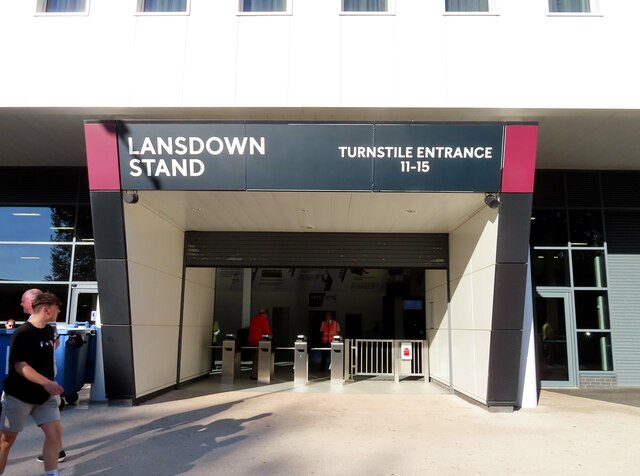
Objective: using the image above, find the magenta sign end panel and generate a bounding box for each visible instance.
[84,122,121,191]
[502,125,539,193]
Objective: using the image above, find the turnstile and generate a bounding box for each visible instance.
[221,335,240,384]
[331,336,344,386]
[258,336,274,384]
[294,336,308,386]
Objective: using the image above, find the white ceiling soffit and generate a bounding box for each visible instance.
[133,190,486,234]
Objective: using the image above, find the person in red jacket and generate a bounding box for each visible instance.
[319,311,340,372]
[248,309,272,379]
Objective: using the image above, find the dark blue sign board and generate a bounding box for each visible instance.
[117,122,503,192]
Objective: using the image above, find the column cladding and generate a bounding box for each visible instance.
[84,122,136,402]
[486,125,538,408]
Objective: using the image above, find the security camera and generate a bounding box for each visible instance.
[484,193,500,209]
[123,191,139,204]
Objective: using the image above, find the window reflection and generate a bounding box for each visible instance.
[530,210,568,246]
[575,291,609,329]
[531,251,570,286]
[0,283,69,323]
[72,245,97,281]
[569,210,603,247]
[0,244,71,281]
[75,206,94,241]
[572,250,607,287]
[577,332,613,371]
[0,207,76,242]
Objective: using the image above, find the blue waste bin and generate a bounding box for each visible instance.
[54,323,96,406]
[0,329,15,394]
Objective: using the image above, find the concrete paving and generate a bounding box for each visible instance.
[4,377,640,475]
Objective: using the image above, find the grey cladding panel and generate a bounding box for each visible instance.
[186,232,448,268]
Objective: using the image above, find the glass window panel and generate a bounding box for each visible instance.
[143,0,187,12]
[75,205,94,242]
[0,244,71,282]
[531,250,570,286]
[569,210,603,247]
[343,0,387,12]
[445,0,489,12]
[535,295,569,381]
[572,250,606,287]
[574,290,609,329]
[72,245,97,281]
[0,207,76,242]
[0,283,69,323]
[242,0,285,11]
[530,209,568,246]
[45,0,87,12]
[549,0,590,12]
[577,332,613,371]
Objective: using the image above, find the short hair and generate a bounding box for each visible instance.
[32,292,62,311]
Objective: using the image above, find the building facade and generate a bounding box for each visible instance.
[1,0,639,410]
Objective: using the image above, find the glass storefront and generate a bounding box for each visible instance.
[531,171,615,382]
[0,168,94,323]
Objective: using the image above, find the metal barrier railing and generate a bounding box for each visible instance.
[347,339,427,380]
[349,339,395,377]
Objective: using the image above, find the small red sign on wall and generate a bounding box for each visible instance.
[401,342,412,361]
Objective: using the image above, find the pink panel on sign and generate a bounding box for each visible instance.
[84,122,121,191]
[501,125,538,193]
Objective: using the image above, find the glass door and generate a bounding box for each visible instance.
[69,285,99,325]
[535,289,577,387]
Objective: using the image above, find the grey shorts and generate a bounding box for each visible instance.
[0,392,61,432]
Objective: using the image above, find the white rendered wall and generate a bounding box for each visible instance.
[448,206,499,404]
[180,268,216,383]
[124,200,185,398]
[426,269,450,386]
[1,1,639,108]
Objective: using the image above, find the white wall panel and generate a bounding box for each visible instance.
[128,261,183,327]
[129,17,188,105]
[471,265,496,331]
[125,203,184,278]
[182,1,238,106]
[132,324,179,397]
[235,17,291,105]
[124,199,186,397]
[288,1,341,105]
[180,267,215,382]
[340,17,395,106]
[447,206,498,402]
[2,1,640,108]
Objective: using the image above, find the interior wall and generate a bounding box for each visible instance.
[180,267,216,382]
[124,201,185,398]
[448,206,499,404]
[426,269,450,385]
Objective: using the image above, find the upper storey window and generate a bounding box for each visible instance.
[342,0,388,12]
[38,0,88,13]
[549,0,591,12]
[240,0,286,12]
[139,0,188,12]
[445,0,489,12]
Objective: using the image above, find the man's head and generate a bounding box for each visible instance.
[325,311,333,321]
[31,292,62,323]
[5,319,15,329]
[20,288,42,315]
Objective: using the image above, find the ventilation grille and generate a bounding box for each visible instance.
[185,232,448,268]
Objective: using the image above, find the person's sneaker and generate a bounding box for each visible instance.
[36,450,66,463]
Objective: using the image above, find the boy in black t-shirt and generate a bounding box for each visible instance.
[0,292,65,476]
